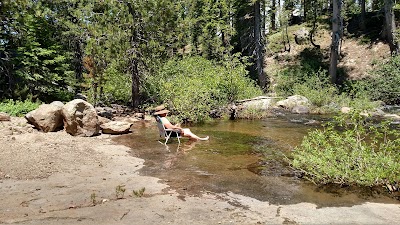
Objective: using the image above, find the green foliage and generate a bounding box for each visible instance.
[275,68,378,113]
[361,56,400,104]
[180,0,236,59]
[0,0,75,102]
[115,185,126,199]
[292,70,338,107]
[132,187,146,197]
[291,111,400,186]
[0,99,41,116]
[237,105,270,119]
[342,0,361,21]
[101,62,132,105]
[90,192,97,205]
[146,56,262,122]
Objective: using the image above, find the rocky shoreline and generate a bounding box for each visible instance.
[1,97,400,224]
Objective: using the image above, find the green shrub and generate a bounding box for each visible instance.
[362,56,400,104]
[291,111,400,186]
[145,56,262,122]
[292,70,338,107]
[237,105,270,119]
[101,62,131,105]
[275,68,378,113]
[0,99,41,116]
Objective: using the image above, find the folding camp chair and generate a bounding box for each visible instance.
[155,116,181,145]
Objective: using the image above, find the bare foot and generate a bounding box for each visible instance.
[199,136,209,141]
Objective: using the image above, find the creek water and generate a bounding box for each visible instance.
[114,114,399,207]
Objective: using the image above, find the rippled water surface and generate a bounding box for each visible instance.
[114,115,399,207]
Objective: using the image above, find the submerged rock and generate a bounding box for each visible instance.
[101,121,133,134]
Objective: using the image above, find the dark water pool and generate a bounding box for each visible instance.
[113,116,399,207]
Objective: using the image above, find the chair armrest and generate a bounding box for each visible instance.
[165,128,180,132]
[165,129,180,133]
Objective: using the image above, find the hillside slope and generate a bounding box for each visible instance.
[265,24,390,83]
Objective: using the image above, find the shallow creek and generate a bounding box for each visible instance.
[114,115,399,207]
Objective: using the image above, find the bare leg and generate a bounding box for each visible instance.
[182,128,209,141]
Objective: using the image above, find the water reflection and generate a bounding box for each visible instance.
[113,116,399,207]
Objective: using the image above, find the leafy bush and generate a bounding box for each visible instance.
[291,111,400,186]
[362,56,400,104]
[145,56,262,122]
[101,62,131,105]
[275,68,378,112]
[292,70,338,107]
[0,99,41,116]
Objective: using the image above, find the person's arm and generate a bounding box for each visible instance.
[161,117,182,131]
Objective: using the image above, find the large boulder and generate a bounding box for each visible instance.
[292,105,310,114]
[62,99,100,137]
[294,28,309,45]
[240,96,276,111]
[0,112,11,121]
[276,95,310,111]
[25,102,64,132]
[100,121,133,135]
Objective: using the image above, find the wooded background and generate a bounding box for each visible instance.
[1,0,399,108]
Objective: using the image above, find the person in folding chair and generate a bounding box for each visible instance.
[153,105,209,143]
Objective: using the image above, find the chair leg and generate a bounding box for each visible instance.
[165,133,172,145]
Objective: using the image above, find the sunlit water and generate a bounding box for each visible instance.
[114,115,399,207]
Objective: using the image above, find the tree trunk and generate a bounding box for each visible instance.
[262,0,266,35]
[126,2,141,108]
[271,0,276,31]
[329,0,342,84]
[384,0,399,55]
[130,58,140,108]
[254,0,267,88]
[92,80,98,106]
[310,1,320,49]
[73,38,83,94]
[303,0,307,22]
[360,0,366,31]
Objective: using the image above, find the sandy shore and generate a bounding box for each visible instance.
[1,118,399,224]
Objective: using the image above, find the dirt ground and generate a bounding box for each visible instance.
[1,117,400,225]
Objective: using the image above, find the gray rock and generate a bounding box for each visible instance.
[292,105,310,114]
[241,96,275,110]
[101,121,133,135]
[294,28,310,45]
[74,93,88,101]
[341,107,351,114]
[98,116,111,125]
[62,99,100,137]
[95,107,115,119]
[276,95,310,111]
[25,104,63,132]
[50,101,64,108]
[305,120,320,125]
